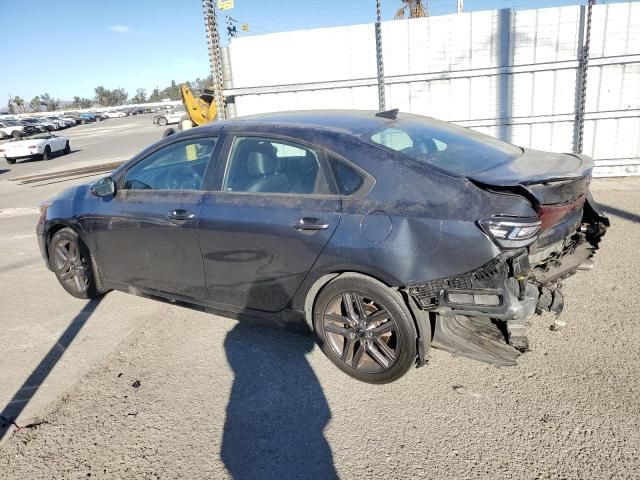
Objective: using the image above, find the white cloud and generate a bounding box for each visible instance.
[109,25,131,33]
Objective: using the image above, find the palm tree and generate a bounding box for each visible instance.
[394,0,428,19]
[13,96,25,112]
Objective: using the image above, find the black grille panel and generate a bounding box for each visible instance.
[408,257,507,308]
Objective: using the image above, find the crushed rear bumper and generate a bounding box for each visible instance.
[403,195,609,366]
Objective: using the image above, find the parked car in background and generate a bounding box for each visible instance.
[78,113,97,124]
[90,112,108,121]
[36,110,608,384]
[1,131,70,164]
[0,120,33,138]
[31,117,59,131]
[16,118,49,133]
[62,112,80,124]
[48,116,76,128]
[104,111,126,118]
[153,109,186,126]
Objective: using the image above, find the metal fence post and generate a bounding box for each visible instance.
[498,8,514,143]
[375,0,386,111]
[573,1,595,154]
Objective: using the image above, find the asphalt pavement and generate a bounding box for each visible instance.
[0,117,638,479]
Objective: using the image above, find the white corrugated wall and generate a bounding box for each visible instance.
[225,3,640,177]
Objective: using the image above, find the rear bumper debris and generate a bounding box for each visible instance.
[403,194,608,365]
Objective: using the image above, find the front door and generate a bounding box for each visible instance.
[198,135,341,312]
[92,136,219,299]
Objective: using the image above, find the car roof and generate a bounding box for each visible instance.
[204,110,404,136]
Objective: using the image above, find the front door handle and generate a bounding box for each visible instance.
[292,217,330,231]
[167,209,195,222]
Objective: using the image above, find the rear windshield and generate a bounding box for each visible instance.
[368,117,522,176]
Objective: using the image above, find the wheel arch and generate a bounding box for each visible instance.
[301,270,431,366]
[44,221,87,265]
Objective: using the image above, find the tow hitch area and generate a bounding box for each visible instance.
[404,195,609,366]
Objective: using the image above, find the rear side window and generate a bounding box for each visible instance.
[369,117,522,176]
[329,157,364,195]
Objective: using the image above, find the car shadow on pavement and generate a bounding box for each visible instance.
[600,204,639,223]
[221,285,338,480]
[0,298,102,441]
[0,169,8,175]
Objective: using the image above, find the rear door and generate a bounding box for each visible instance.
[198,134,341,312]
[92,135,220,299]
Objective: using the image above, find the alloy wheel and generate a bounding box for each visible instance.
[52,239,90,294]
[322,291,400,373]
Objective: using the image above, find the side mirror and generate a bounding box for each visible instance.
[91,176,116,197]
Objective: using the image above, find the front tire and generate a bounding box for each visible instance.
[11,130,21,138]
[49,228,104,299]
[158,117,168,126]
[313,273,418,384]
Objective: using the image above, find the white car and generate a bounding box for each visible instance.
[104,111,126,118]
[154,110,186,126]
[0,132,70,165]
[0,120,27,139]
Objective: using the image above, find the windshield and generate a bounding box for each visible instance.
[368,116,522,176]
[26,132,53,139]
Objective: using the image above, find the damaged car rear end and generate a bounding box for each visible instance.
[360,113,609,368]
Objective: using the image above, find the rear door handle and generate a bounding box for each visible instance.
[292,217,330,231]
[167,209,195,222]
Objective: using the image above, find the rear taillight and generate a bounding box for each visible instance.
[28,145,37,148]
[478,216,541,249]
[537,194,587,230]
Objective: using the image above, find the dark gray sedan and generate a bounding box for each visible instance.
[36,110,608,383]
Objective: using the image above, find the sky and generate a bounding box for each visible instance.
[0,0,631,105]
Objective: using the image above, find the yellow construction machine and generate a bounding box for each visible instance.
[179,84,218,127]
[163,84,219,137]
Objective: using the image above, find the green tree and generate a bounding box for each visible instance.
[394,0,428,19]
[13,96,25,112]
[40,92,59,111]
[148,88,161,102]
[131,88,147,104]
[29,96,41,112]
[94,86,109,106]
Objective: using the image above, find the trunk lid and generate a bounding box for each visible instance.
[468,148,593,206]
[469,149,595,250]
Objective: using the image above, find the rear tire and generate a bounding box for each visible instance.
[49,228,106,299]
[313,273,418,384]
[5,157,15,165]
[42,146,52,160]
[63,141,71,154]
